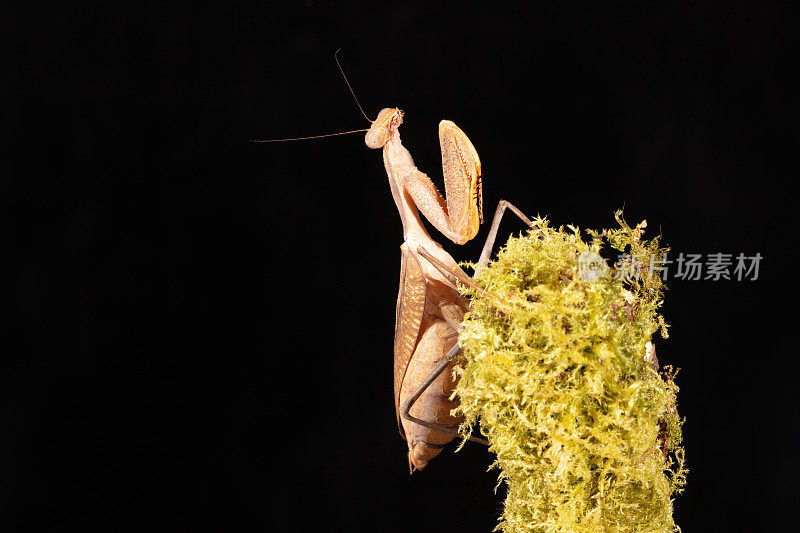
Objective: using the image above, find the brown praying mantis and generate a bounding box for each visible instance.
[257,56,535,472]
[364,108,534,471]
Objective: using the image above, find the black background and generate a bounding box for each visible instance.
[4,1,798,531]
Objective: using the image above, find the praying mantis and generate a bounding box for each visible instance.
[363,108,534,471]
[257,55,534,472]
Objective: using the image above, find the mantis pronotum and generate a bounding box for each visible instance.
[257,54,533,472]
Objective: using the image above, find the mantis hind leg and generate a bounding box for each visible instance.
[400,339,489,472]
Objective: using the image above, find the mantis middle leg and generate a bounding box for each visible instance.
[416,199,535,286]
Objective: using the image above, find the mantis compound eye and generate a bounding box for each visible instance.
[365,127,390,149]
[365,107,400,149]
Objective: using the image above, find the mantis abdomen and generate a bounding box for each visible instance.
[400,318,462,469]
[398,261,467,471]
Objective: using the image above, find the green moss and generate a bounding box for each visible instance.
[455,211,686,533]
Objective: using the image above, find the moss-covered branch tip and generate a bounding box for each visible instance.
[455,213,686,533]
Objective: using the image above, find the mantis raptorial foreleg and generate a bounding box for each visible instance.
[391,121,483,246]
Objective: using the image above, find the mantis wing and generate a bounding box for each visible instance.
[393,244,427,438]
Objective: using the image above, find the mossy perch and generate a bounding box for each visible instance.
[455,212,686,532]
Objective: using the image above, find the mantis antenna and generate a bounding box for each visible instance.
[250,49,372,143]
[249,128,368,143]
[334,48,372,123]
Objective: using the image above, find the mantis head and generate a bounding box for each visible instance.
[365,108,404,149]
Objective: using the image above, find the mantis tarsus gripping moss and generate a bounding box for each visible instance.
[256,53,534,472]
